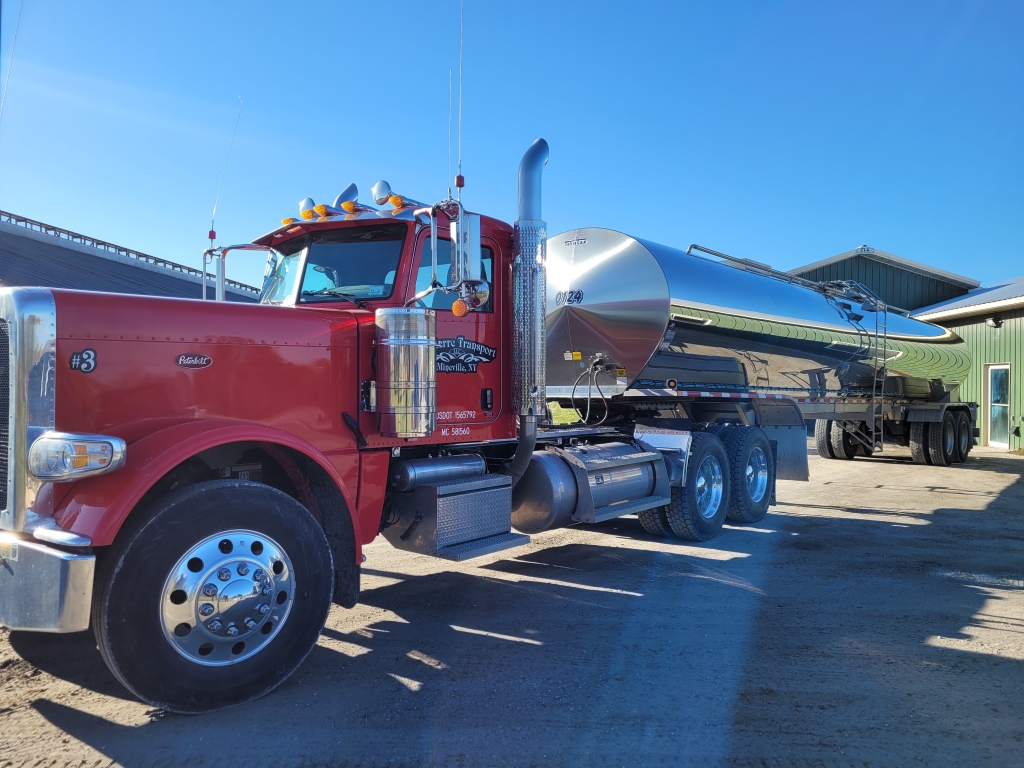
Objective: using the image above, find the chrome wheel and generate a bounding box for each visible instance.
[160,529,294,666]
[944,420,956,456]
[695,455,724,519]
[745,447,769,503]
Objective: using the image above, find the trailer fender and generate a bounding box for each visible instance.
[52,421,363,555]
[750,399,809,481]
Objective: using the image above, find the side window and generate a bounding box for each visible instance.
[413,238,494,312]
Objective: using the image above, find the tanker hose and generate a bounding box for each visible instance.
[509,415,538,489]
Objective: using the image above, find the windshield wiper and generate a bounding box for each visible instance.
[300,288,367,308]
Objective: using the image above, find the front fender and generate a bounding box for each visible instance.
[53,420,362,551]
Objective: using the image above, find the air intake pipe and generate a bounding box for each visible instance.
[509,138,549,488]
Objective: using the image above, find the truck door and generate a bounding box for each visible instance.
[406,232,503,432]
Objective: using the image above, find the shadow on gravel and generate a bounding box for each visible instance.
[24,532,775,767]
[724,452,1024,767]
[8,630,134,702]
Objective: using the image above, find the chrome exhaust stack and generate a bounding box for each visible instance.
[509,138,549,487]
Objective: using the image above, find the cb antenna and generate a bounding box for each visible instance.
[209,95,243,248]
[455,0,464,200]
[447,68,452,199]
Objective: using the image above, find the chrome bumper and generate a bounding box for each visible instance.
[0,532,94,632]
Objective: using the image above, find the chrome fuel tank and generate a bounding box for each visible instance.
[546,229,969,401]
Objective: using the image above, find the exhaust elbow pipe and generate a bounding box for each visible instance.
[510,138,549,487]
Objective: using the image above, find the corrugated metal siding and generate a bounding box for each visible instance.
[943,307,1024,451]
[793,256,968,311]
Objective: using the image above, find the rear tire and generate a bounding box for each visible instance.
[664,432,730,541]
[815,419,836,459]
[910,422,931,464]
[93,480,334,714]
[829,421,859,460]
[723,427,774,524]
[928,411,958,467]
[637,506,672,536]
[955,411,973,463]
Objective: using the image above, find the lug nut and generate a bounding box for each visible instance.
[199,603,214,616]
[257,603,270,615]
[218,568,231,581]
[208,619,223,632]
[261,585,272,597]
[202,583,218,597]
[237,563,250,576]
[226,624,239,637]
[245,618,258,630]
[253,569,265,582]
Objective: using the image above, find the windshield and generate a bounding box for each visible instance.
[259,224,408,305]
[259,237,307,304]
[299,224,406,303]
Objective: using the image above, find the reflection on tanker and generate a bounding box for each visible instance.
[545,229,970,402]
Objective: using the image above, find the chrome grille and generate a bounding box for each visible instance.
[0,319,8,511]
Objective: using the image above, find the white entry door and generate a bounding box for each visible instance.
[988,364,1010,448]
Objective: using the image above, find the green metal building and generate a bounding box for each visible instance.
[915,277,1024,451]
[790,246,1022,452]
[789,244,979,312]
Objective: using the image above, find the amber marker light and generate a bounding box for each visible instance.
[341,201,356,213]
[388,194,404,208]
[300,209,315,220]
[452,299,469,318]
[313,203,328,216]
[281,217,296,225]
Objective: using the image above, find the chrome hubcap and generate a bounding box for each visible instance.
[161,529,294,666]
[695,455,724,519]
[944,421,956,455]
[745,447,769,503]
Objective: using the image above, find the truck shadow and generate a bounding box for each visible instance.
[724,455,1024,766]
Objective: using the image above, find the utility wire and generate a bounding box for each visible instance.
[0,0,26,126]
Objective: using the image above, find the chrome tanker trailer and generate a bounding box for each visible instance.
[509,225,976,543]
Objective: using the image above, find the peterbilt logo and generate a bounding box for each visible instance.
[555,290,584,306]
[564,229,588,247]
[175,354,213,369]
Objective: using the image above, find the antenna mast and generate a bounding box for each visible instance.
[455,0,464,200]
[447,68,452,199]
[209,95,243,248]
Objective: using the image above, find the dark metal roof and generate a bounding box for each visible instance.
[789,245,980,289]
[0,211,258,302]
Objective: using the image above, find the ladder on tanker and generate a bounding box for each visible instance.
[825,281,890,455]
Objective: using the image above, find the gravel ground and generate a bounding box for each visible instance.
[1,442,1022,767]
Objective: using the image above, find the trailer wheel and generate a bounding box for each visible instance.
[93,480,334,714]
[910,422,931,464]
[664,432,730,541]
[814,419,836,459]
[954,411,972,463]
[637,506,672,536]
[928,411,958,466]
[723,427,774,524]
[829,421,859,460]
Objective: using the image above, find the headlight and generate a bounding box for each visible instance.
[28,433,127,480]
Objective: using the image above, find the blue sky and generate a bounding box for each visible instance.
[0,1,1021,290]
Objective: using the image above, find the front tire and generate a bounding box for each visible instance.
[93,480,334,714]
[664,432,730,541]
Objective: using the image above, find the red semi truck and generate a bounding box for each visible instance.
[0,139,975,712]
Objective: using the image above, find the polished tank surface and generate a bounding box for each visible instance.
[546,229,970,401]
